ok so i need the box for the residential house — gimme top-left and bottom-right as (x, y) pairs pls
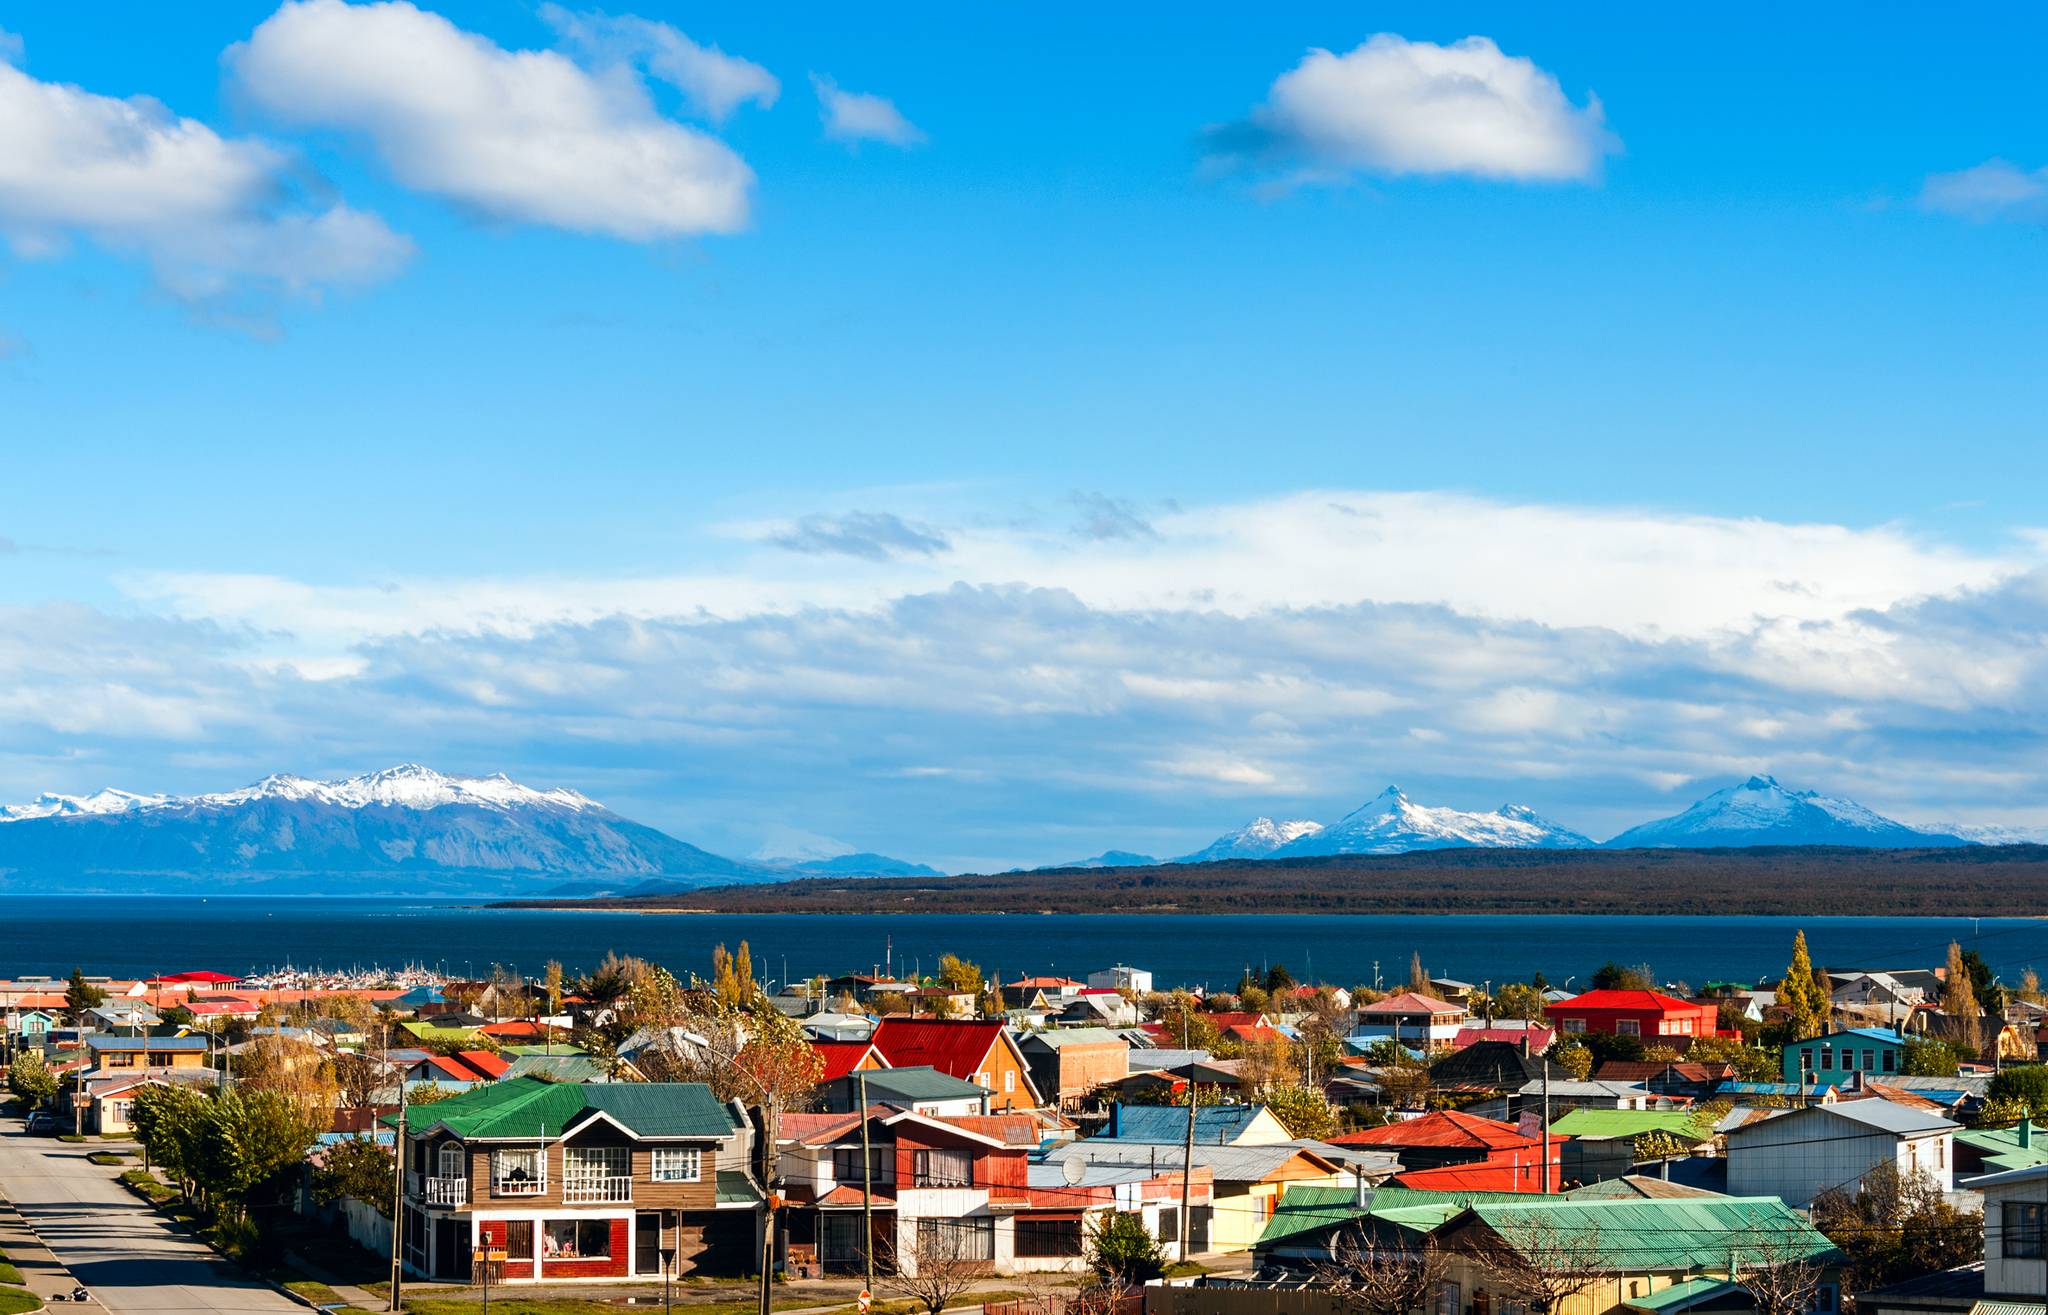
(1830, 971), (1931, 1015)
(1548, 989), (1724, 1042)
(1783, 1027), (1908, 1084)
(1349, 993), (1468, 1051)
(86, 1004), (162, 1033)
(1909, 1010), (2037, 1065)
(1427, 1039), (1568, 1108)
(1053, 990), (1139, 1029)
(999, 977), (1084, 1010)
(394, 1077), (759, 1283)
(5, 1007), (56, 1049)
(1450, 1021), (1556, 1052)
(1328, 1110), (1554, 1177)
(799, 1013), (876, 1043)
(1102, 1058), (1246, 1103)
(1725, 1100), (1957, 1207)
(778, 1106), (1100, 1276)
(80, 1067), (222, 1134)
(823, 975), (919, 1005)
(819, 1066), (991, 1118)
(1037, 1136), (1338, 1253)
(1856, 1161), (2048, 1314)
(868, 1020), (1041, 1111)
(1102, 1102), (1294, 1147)
(1087, 966), (1153, 995)
(904, 986), (981, 1017)
(810, 1039), (887, 1082)
(85, 1034), (210, 1070)
(1953, 1119), (2048, 1176)
(1016, 1028), (1129, 1111)
(502, 1054), (618, 1084)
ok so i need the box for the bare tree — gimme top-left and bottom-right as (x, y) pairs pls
(1471, 1216), (1614, 1315)
(1314, 1229), (1449, 1315)
(884, 1225), (988, 1315)
(1733, 1230), (1827, 1315)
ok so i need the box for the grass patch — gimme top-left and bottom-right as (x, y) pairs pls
(87, 1151), (127, 1166)
(0, 1265), (20, 1286)
(1162, 1261), (1209, 1279)
(55, 1134), (84, 1144)
(284, 1280), (345, 1306)
(0, 1286), (42, 1315)
(118, 1168), (177, 1205)
(403, 1300), (626, 1315)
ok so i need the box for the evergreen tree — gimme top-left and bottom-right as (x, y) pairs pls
(1780, 931), (1828, 1040)
(65, 967), (107, 1024)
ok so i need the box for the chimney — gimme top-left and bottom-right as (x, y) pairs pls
(1520, 1034), (1531, 1059)
(2022, 1120), (2034, 1150)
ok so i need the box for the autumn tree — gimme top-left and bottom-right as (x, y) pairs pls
(2019, 969), (2043, 1005)
(1812, 1160), (1982, 1292)
(1941, 941), (1983, 1055)
(710, 942), (755, 1013)
(236, 1034), (340, 1122)
(1147, 990), (1221, 1051)
(1315, 1230), (1449, 1315)
(1733, 1231), (1828, 1315)
(1406, 953), (1430, 994)
(543, 960), (565, 1015)
(1551, 1039), (1593, 1080)
(1263, 1084), (1337, 1140)
(885, 1225), (990, 1315)
(1494, 983), (1547, 1021)
(1778, 932), (1830, 1041)
(1472, 1216), (1614, 1315)
(936, 954), (984, 995)
(8, 1050), (56, 1104)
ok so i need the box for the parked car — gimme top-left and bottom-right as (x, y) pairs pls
(24, 1112), (57, 1135)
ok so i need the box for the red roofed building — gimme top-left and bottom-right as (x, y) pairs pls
(869, 1019), (1041, 1111)
(1351, 993), (1468, 1049)
(811, 1040), (888, 1082)
(1391, 1157), (1558, 1193)
(1328, 1109), (1553, 1174)
(1548, 989), (1725, 1041)
(458, 1050), (511, 1080)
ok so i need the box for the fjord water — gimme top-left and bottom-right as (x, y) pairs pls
(1, 898), (2042, 987)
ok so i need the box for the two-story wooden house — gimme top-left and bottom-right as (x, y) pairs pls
(394, 1077), (762, 1284)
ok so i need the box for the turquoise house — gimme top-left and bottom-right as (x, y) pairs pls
(1782, 1026), (1907, 1083)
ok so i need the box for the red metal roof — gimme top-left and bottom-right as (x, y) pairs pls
(811, 1040), (882, 1082)
(1357, 992), (1462, 1015)
(1392, 1159), (1557, 1192)
(869, 1018), (1007, 1081)
(1327, 1109), (1537, 1151)
(458, 1049), (511, 1079)
(1552, 989), (1701, 1013)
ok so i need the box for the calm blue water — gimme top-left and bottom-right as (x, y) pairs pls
(0, 899), (2042, 989)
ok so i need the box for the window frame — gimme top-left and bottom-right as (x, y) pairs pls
(544, 1218), (613, 1260)
(2004, 1201), (2044, 1259)
(913, 1146), (973, 1188)
(491, 1147), (546, 1194)
(915, 1216), (994, 1261)
(652, 1147), (702, 1183)
(1013, 1216), (1084, 1258)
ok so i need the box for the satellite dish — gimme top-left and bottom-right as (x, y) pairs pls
(1062, 1156), (1086, 1186)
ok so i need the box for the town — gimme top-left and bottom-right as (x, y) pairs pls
(2, 932), (2043, 1315)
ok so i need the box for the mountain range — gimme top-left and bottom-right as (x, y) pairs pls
(0, 764), (2009, 895)
(0, 764), (930, 895)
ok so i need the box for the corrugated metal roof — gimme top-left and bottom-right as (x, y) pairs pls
(1041, 1138), (1334, 1185)
(1548, 1108), (1702, 1139)
(1461, 1197), (1836, 1270)
(1622, 1277), (1739, 1311)
(1108, 1103), (1274, 1144)
(393, 1075), (733, 1139)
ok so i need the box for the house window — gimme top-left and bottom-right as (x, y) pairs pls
(564, 1146), (630, 1202)
(492, 1149), (545, 1194)
(1435, 1283), (1461, 1315)
(504, 1220), (534, 1260)
(913, 1147), (972, 1188)
(1882, 1050), (1897, 1073)
(1819, 1046), (1832, 1069)
(651, 1148), (702, 1182)
(544, 1219), (612, 1260)
(1014, 1217), (1084, 1257)
(1561, 1018), (1586, 1034)
(1863, 1050), (1875, 1071)
(1935, 1139), (1944, 1169)
(916, 1217), (994, 1261)
(1842, 1050), (1857, 1073)
(437, 1143), (465, 1180)
(1004, 1071), (1015, 1093)
(819, 1214), (867, 1263)
(832, 1147), (893, 1184)
(2006, 1202), (2047, 1259)
(1615, 1019), (1640, 1037)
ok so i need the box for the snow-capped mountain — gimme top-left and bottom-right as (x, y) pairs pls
(1602, 776), (1968, 849)
(746, 826), (944, 876)
(1036, 850), (1159, 871)
(1270, 787), (1595, 857)
(1172, 817), (1325, 863)
(1916, 821), (2048, 846)
(0, 764), (751, 894)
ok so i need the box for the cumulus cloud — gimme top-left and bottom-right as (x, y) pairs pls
(811, 74), (924, 148)
(1210, 34), (1616, 186)
(227, 0), (753, 239)
(539, 5), (778, 122)
(0, 49), (408, 304)
(1920, 159), (2048, 224)
(768, 511), (949, 561)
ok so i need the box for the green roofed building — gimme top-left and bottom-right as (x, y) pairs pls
(385, 1077), (759, 1286)
(1548, 1108), (1708, 1140)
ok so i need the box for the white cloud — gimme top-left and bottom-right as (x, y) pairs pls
(1920, 159), (2048, 224)
(538, 5), (778, 122)
(0, 52), (408, 301)
(228, 0), (753, 239)
(811, 74), (924, 148)
(1213, 34), (1616, 184)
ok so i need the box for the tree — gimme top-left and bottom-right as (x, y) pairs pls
(1902, 1037), (1965, 1077)
(131, 1083), (211, 1203)
(8, 1050), (57, 1105)
(65, 968), (107, 1024)
(1494, 983), (1547, 1022)
(311, 1137), (396, 1215)
(236, 1034), (339, 1121)
(406, 1082), (458, 1106)
(1812, 1161), (1983, 1293)
(1472, 1216), (1614, 1315)
(1263, 1084), (1337, 1140)
(1148, 991), (1221, 1051)
(543, 960), (565, 1015)
(1631, 1131), (1692, 1164)
(1733, 1231), (1828, 1315)
(1551, 1040), (1593, 1080)
(710, 943), (755, 1014)
(885, 1225), (989, 1315)
(1315, 1230), (1449, 1315)
(194, 1087), (321, 1223)
(1960, 950), (2005, 1014)
(1406, 953), (1430, 995)
(1263, 964), (1296, 995)
(1777, 932), (1829, 1040)
(1941, 941), (1982, 1046)
(1089, 1210), (1165, 1287)
(1987, 1064), (2048, 1120)
(2020, 968), (2043, 1005)
(1590, 962), (1653, 992)
(936, 954), (984, 995)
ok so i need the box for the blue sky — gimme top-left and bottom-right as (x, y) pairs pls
(2, 3), (2047, 867)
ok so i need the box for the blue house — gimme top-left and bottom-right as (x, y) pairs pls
(1782, 1026), (1907, 1083)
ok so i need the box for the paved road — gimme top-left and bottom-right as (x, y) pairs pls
(0, 1119), (303, 1315)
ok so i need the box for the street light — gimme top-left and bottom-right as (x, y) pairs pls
(681, 1031), (778, 1315)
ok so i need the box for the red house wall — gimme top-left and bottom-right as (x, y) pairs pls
(477, 1217), (630, 1279)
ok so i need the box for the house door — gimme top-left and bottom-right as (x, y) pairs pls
(434, 1217), (469, 1281)
(636, 1212), (663, 1276)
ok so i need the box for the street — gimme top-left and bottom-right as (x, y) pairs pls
(0, 1119), (303, 1315)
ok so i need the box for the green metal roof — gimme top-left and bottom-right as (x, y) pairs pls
(1549, 1108), (1704, 1139)
(1459, 1197), (1836, 1272)
(1955, 1123), (2048, 1172)
(716, 1169), (763, 1204)
(502, 1054), (611, 1083)
(388, 1076), (733, 1140)
(1622, 1277), (1740, 1311)
(854, 1065), (988, 1100)
(502, 1043), (589, 1056)
(1256, 1184), (1531, 1247)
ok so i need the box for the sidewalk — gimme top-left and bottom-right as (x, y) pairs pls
(0, 1190), (75, 1306)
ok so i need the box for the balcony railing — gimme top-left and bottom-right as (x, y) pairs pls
(564, 1176), (633, 1204)
(423, 1176), (468, 1206)
(491, 1174), (547, 1197)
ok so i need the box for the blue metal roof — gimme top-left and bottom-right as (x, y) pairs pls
(1107, 1102), (1268, 1143)
(86, 1035), (209, 1051)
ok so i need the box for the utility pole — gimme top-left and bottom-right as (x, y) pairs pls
(1176, 1075), (1198, 1262)
(858, 1069), (876, 1298)
(758, 1090), (779, 1315)
(1541, 1058), (1552, 1195)
(388, 1080), (408, 1310)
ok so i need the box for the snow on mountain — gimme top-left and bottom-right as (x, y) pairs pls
(1270, 787), (1595, 857)
(1602, 775), (1968, 849)
(1037, 850), (1159, 871)
(1172, 817), (1325, 863)
(1921, 821), (2048, 846)
(0, 764), (599, 821)
(0, 788), (172, 822)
